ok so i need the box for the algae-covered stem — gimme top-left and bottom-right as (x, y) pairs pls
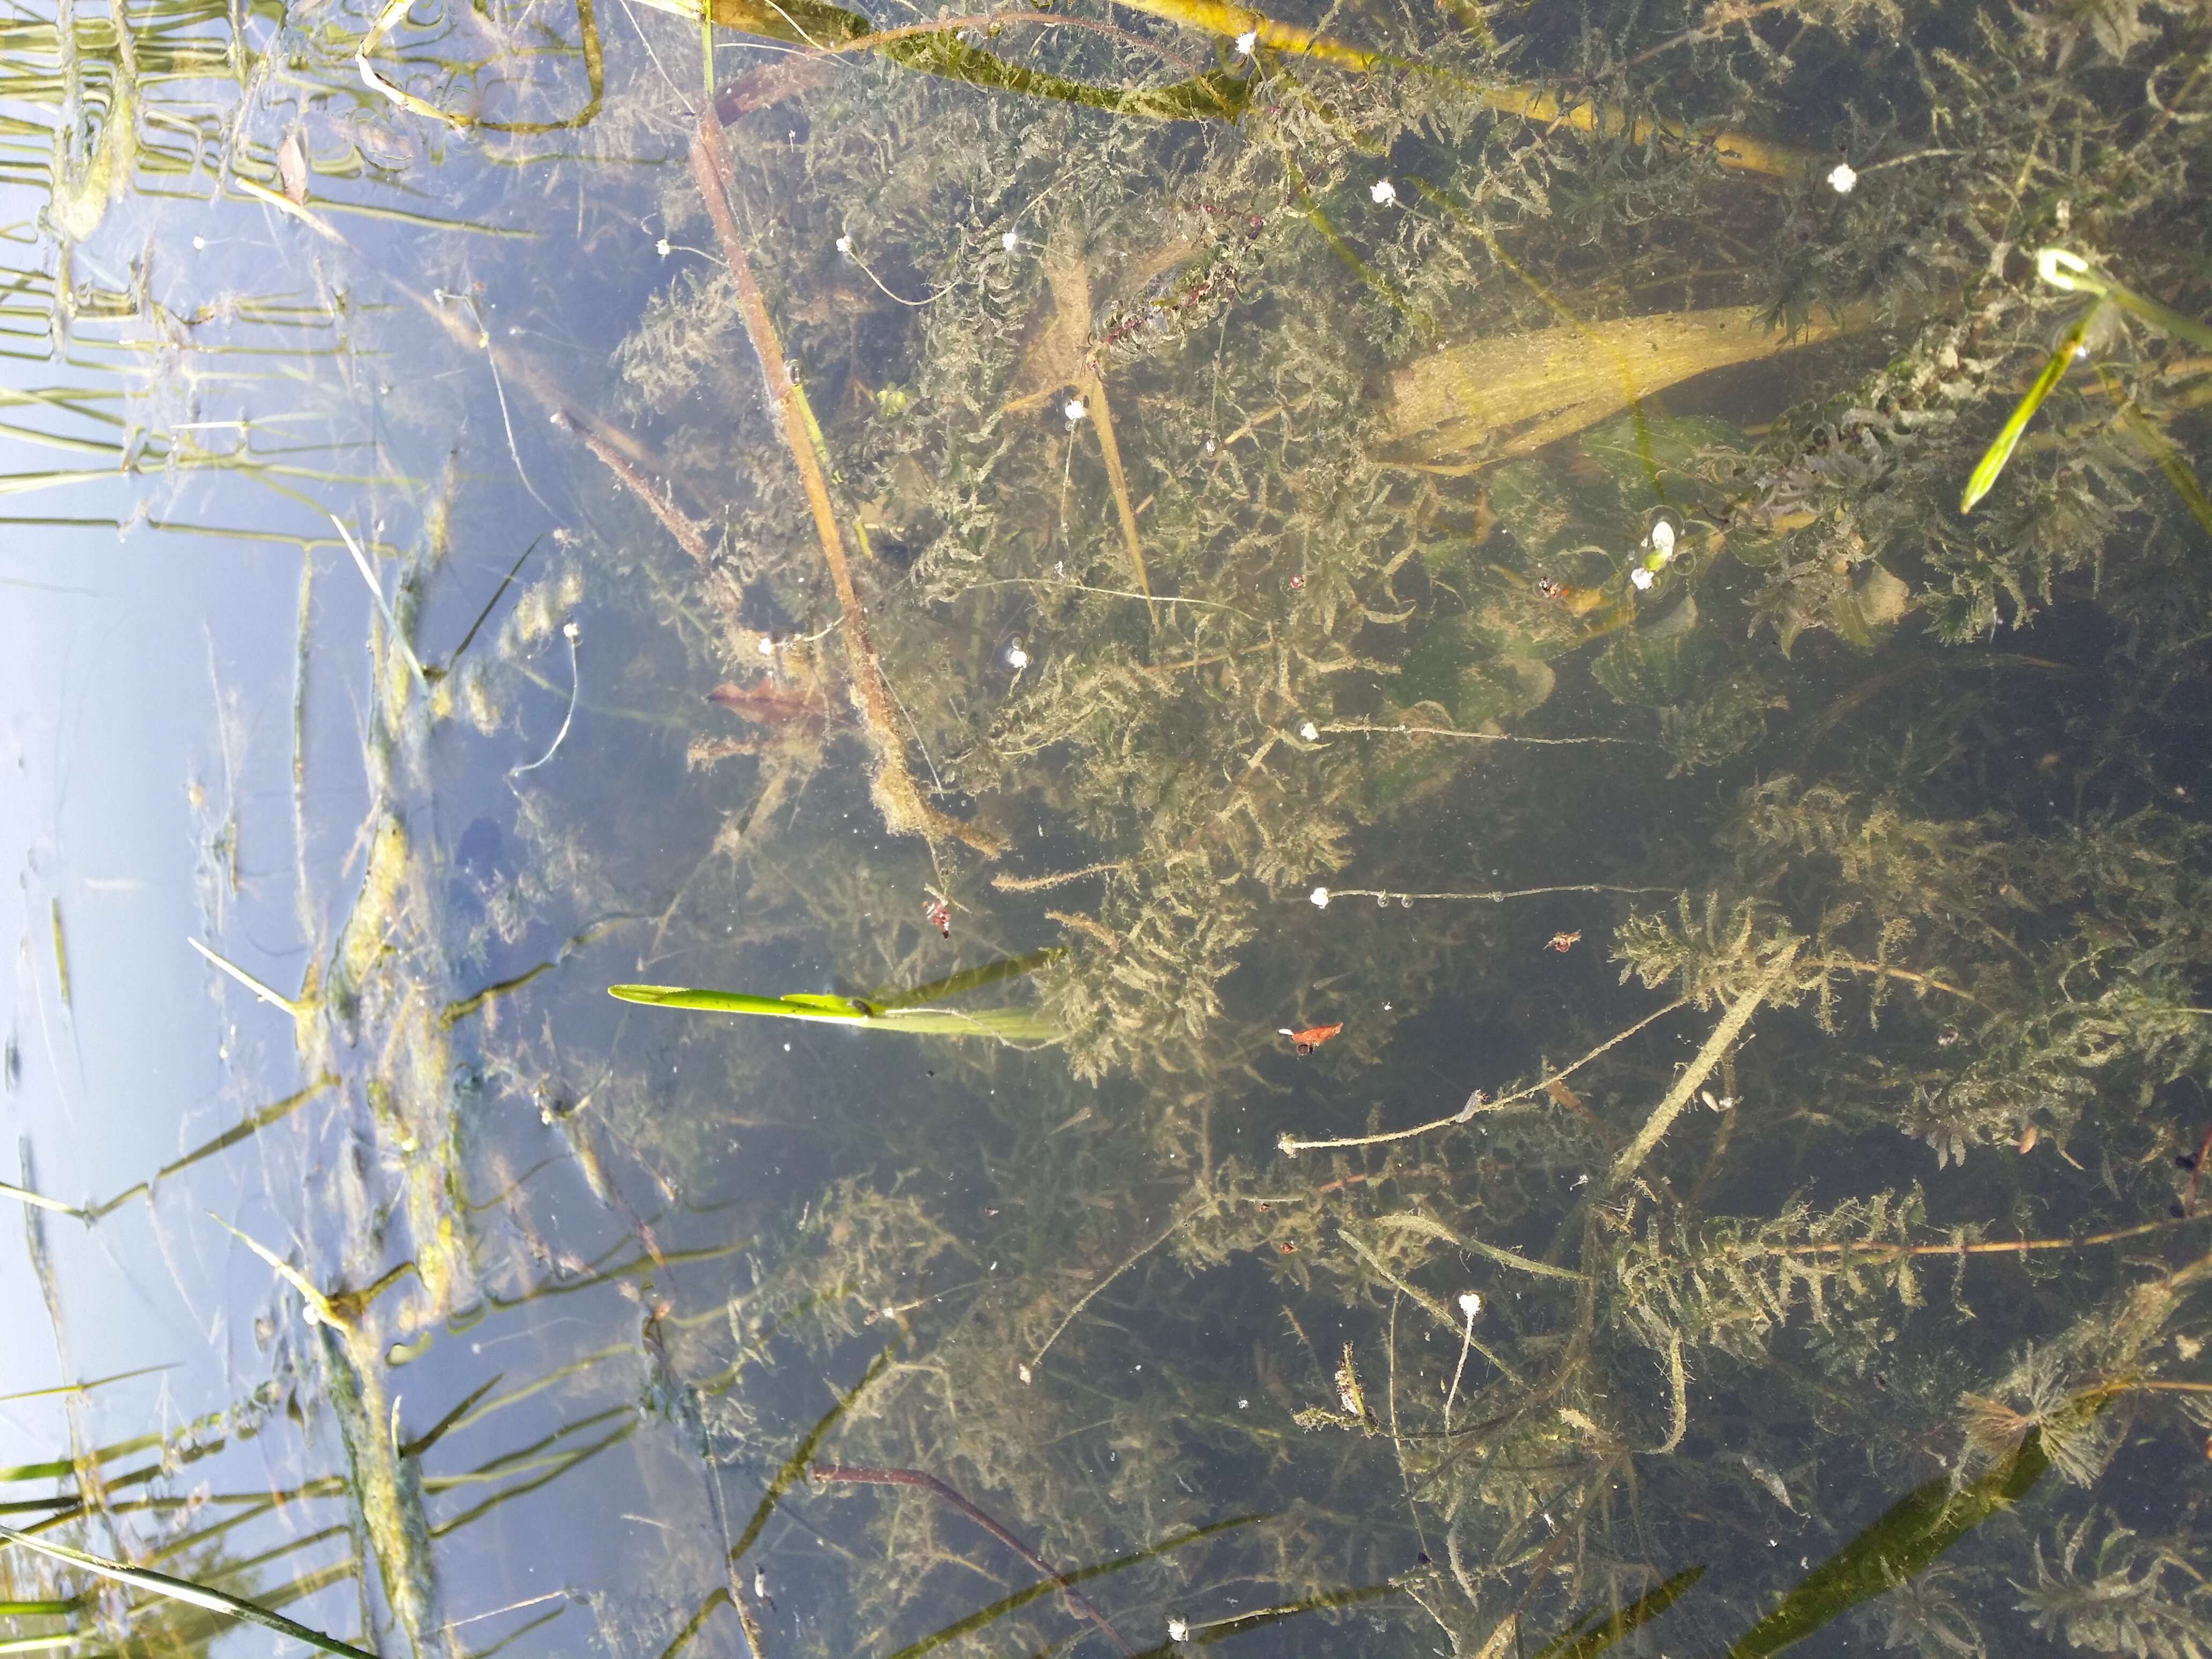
(1607, 952), (1794, 1191)
(689, 108), (1004, 859)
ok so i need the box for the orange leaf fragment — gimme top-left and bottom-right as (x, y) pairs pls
(1282, 1021), (1343, 1056)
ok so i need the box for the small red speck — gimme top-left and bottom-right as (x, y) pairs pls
(1288, 574), (1305, 590)
(1277, 1240), (1297, 1253)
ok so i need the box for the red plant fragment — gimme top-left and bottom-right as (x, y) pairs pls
(1286, 1021), (1343, 1056)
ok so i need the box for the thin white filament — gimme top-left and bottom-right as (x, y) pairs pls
(509, 625), (581, 791)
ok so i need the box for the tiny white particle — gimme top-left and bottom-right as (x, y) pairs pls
(1063, 397), (1087, 423)
(758, 636), (776, 656)
(1458, 1291), (1482, 1318)
(1310, 886), (1330, 908)
(1234, 28), (1257, 54)
(835, 234), (852, 256)
(1370, 177), (1398, 206)
(1827, 160), (1858, 195)
(782, 1042), (791, 1051)
(1004, 639), (1030, 671)
(1648, 518), (1676, 559)
(1002, 228), (1020, 252)
(1298, 720), (1319, 741)
(1631, 565), (1656, 590)
(1018, 1364), (1033, 1384)
(656, 237), (670, 258)
(562, 621), (579, 642)
(192, 235), (206, 251)
(1169, 1618), (1191, 1643)
(1238, 1398), (1249, 1408)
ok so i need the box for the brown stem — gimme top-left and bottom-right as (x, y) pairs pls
(1827, 955), (1993, 1012)
(560, 410), (714, 568)
(690, 109), (1004, 858)
(810, 1464), (1135, 1654)
(839, 12), (1205, 77)
(1765, 1210), (2209, 1260)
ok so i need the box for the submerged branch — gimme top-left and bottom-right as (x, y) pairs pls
(1277, 998), (1687, 1154)
(690, 109), (1004, 858)
(1608, 956), (1791, 1190)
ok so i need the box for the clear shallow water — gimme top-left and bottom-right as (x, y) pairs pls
(4, 3), (2212, 1657)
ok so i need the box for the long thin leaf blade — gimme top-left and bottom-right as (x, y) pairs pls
(866, 947), (1065, 1011)
(1961, 304), (2102, 513)
(0, 1524), (377, 1659)
(2106, 281), (2212, 349)
(608, 985), (871, 1021)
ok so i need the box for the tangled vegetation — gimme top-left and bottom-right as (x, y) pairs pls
(7, 0), (2211, 1648)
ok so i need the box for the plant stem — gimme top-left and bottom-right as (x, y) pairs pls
(809, 1465), (1136, 1655)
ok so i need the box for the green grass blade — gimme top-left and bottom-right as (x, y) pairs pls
(2106, 281), (2212, 349)
(1531, 1565), (1707, 1659)
(1961, 302), (2103, 513)
(612, 958), (1058, 1041)
(609, 985), (872, 1021)
(866, 1006), (1057, 1042)
(728, 1343), (896, 1565)
(0, 1524), (377, 1659)
(865, 947), (1064, 1011)
(1720, 1395), (2112, 1658)
(883, 1513), (1266, 1659)
(0, 1179), (84, 1219)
